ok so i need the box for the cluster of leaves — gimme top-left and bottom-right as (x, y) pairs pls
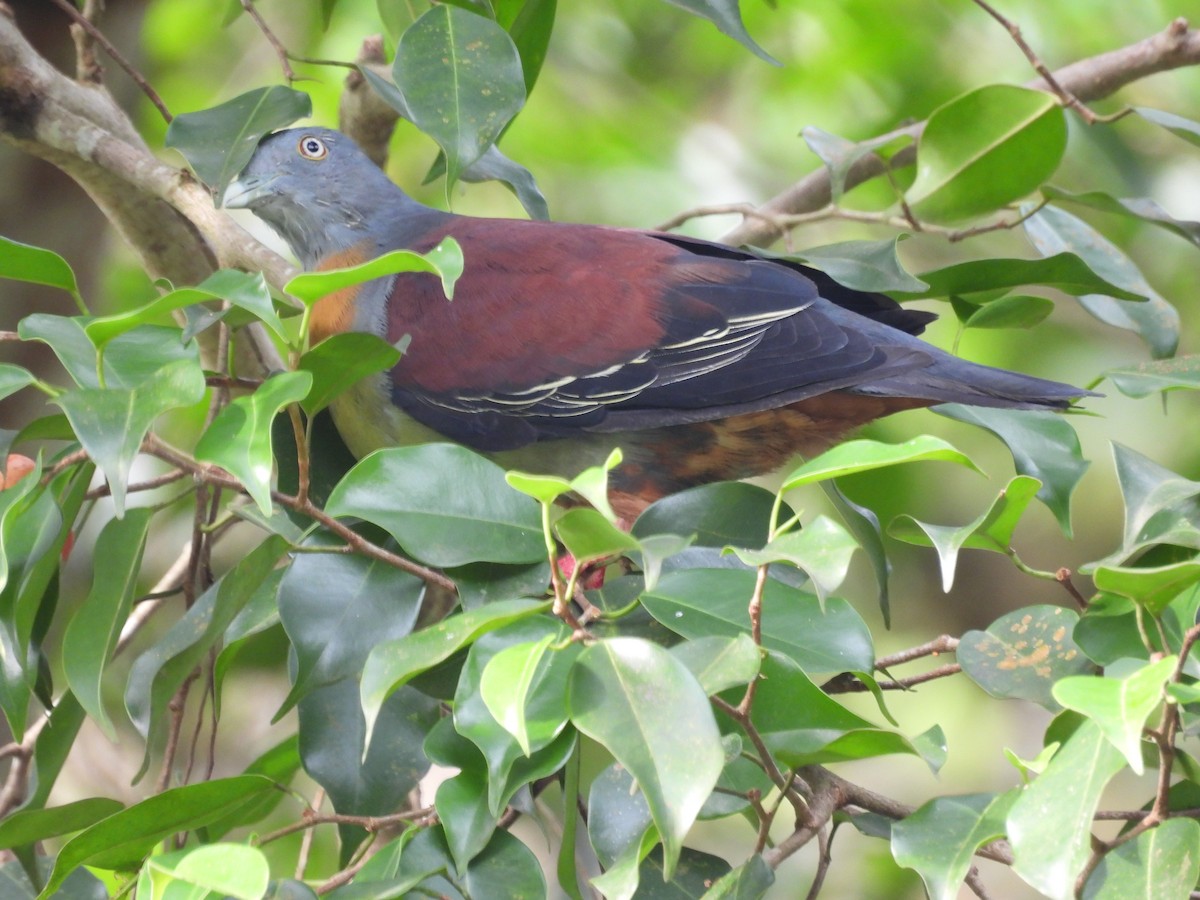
(1, 1), (1200, 899)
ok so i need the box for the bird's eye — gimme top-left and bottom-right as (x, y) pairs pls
(297, 136), (328, 160)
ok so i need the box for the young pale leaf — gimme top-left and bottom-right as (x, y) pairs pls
(194, 371), (312, 516)
(54, 357), (206, 514)
(326, 444), (544, 566)
(961, 294), (1054, 330)
(38, 776), (276, 897)
(906, 85), (1066, 223)
(297, 332), (402, 417)
(1024, 205), (1180, 358)
(508, 447), (622, 521)
(556, 508), (640, 566)
(1092, 561), (1200, 617)
(285, 239), (464, 305)
(643, 568), (873, 675)
(660, 0), (777, 64)
(0, 237), (80, 300)
(1104, 443), (1200, 562)
(1080, 818), (1200, 899)
(479, 635), (557, 756)
(783, 435), (979, 491)
(61, 508), (154, 738)
(1105, 355), (1200, 398)
(888, 475), (1043, 591)
(395, 5), (526, 188)
(568, 637), (724, 880)
(161, 844), (271, 900)
(1007, 720), (1126, 900)
(730, 515), (859, 606)
(958, 605), (1095, 710)
(167, 87), (312, 197)
(934, 405), (1088, 536)
(360, 598), (548, 731)
(892, 792), (1018, 900)
(1052, 656), (1176, 773)
(905, 253), (1145, 302)
(792, 237), (928, 293)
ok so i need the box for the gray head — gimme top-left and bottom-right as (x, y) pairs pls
(223, 127), (427, 267)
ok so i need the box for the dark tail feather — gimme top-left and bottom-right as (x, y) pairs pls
(860, 357), (1097, 410)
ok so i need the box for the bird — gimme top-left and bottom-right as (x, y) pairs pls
(224, 127), (1089, 520)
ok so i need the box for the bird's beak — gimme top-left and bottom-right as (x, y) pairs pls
(222, 174), (275, 210)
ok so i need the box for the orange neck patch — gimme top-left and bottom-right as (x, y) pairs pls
(308, 243), (373, 346)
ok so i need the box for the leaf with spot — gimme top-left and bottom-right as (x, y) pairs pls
(1081, 818), (1200, 899)
(958, 606), (1095, 710)
(1105, 355), (1200, 398)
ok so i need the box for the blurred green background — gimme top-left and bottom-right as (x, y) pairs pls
(1, 0), (1198, 895)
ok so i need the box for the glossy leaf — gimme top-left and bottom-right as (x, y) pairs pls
(461, 829), (547, 899)
(0, 798), (124, 851)
(703, 854), (775, 899)
(61, 508), (154, 737)
(395, 5), (526, 188)
(906, 253), (1146, 302)
(959, 293), (1054, 330)
(39, 776), (276, 897)
(958, 605), (1094, 710)
(53, 357), (206, 513)
(277, 543), (424, 716)
(793, 237), (928, 293)
(1092, 561), (1200, 617)
(125, 537), (288, 781)
(0, 366), (34, 404)
(428, 728), (496, 872)
(285, 239), (464, 305)
(669, 634), (761, 695)
(1053, 656), (1175, 773)
(782, 435), (979, 491)
(297, 332), (402, 416)
(1042, 186), (1200, 248)
(480, 634), (560, 755)
(892, 791), (1017, 900)
(201, 735), (301, 841)
(326, 444), (544, 567)
(661, 0), (777, 64)
(568, 637), (724, 878)
(888, 476), (1043, 591)
(822, 480), (892, 623)
(195, 370), (312, 515)
(167, 86), (313, 196)
(360, 598), (547, 729)
(426, 144), (551, 221)
(935, 404), (1088, 535)
(155, 843), (271, 900)
(633, 481), (783, 549)
(643, 568), (873, 674)
(1105, 355), (1200, 397)
(907, 85), (1066, 223)
(730, 515), (859, 606)
(1024, 205), (1179, 358)
(0, 237), (80, 300)
(1081, 818), (1200, 899)
(1007, 720), (1125, 900)
(555, 507), (641, 566)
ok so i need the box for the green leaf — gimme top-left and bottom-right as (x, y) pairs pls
(905, 253), (1146, 302)
(167, 86), (313, 196)
(480, 634), (559, 755)
(213, 568), (286, 715)
(360, 598), (547, 729)
(201, 734), (301, 840)
(507, 447), (622, 522)
(194, 370), (312, 516)
(0, 236), (80, 300)
(285, 239), (464, 305)
(907, 85), (1066, 223)
(0, 798), (124, 850)
(670, 634), (761, 696)
(892, 792), (1018, 900)
(1042, 186), (1200, 248)
(555, 507), (641, 566)
(298, 332), (403, 417)
(782, 435), (979, 491)
(497, 0), (556, 96)
(730, 515), (859, 606)
(792, 237), (928, 293)
(1081, 818), (1200, 899)
(325, 444), (544, 567)
(703, 854), (774, 899)
(1007, 720), (1126, 900)
(461, 829), (546, 899)
(61, 508), (154, 737)
(661, 0), (777, 65)
(957, 605), (1095, 710)
(395, 5), (526, 188)
(0, 858), (104, 900)
(38, 776), (276, 897)
(822, 480), (892, 623)
(155, 844), (271, 900)
(0, 365), (34, 405)
(1105, 355), (1200, 398)
(801, 126), (912, 202)
(277, 542), (424, 716)
(934, 405), (1088, 536)
(632, 482), (782, 550)
(1092, 561), (1200, 617)
(1135, 106), (1200, 148)
(427, 144), (551, 221)
(53, 357), (206, 513)
(125, 537), (288, 781)
(19, 692), (85, 814)
(888, 475), (1043, 591)
(643, 568), (873, 675)
(568, 637), (724, 879)
(1024, 205), (1180, 358)
(959, 293), (1054, 330)
(1052, 656), (1175, 773)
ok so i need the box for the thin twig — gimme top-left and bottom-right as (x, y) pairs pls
(239, 0), (297, 83)
(257, 808), (431, 846)
(47, 0), (172, 122)
(85, 468), (189, 501)
(295, 788), (325, 880)
(1055, 567), (1090, 610)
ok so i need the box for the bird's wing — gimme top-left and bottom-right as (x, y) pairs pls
(381, 218), (934, 451)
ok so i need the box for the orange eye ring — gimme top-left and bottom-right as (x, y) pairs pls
(297, 136), (328, 160)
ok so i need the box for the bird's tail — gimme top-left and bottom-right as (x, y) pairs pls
(860, 355), (1095, 410)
